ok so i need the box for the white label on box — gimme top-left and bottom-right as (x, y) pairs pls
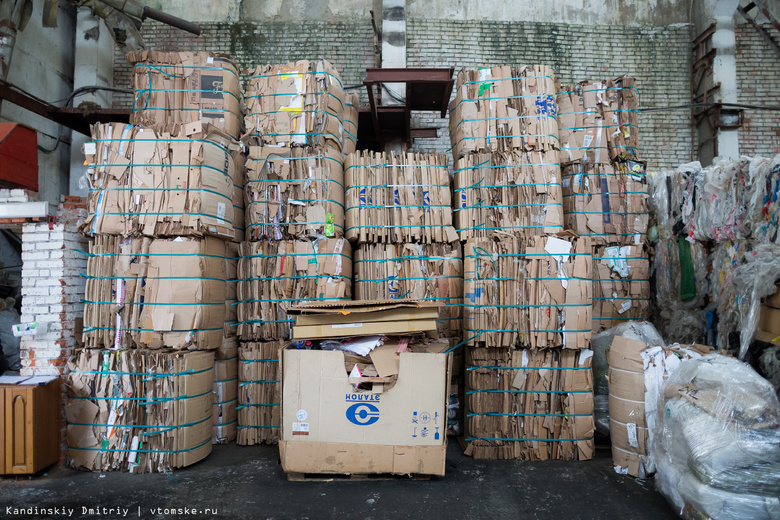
(207, 56), (214, 64)
(292, 422), (309, 435)
(296, 409), (308, 421)
(626, 422), (639, 448)
(217, 202), (226, 221)
(618, 300), (633, 314)
(332, 323), (363, 329)
(583, 132), (594, 148)
(83, 142), (96, 155)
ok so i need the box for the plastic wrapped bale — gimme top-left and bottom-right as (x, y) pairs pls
(742, 154), (780, 244)
(653, 354), (780, 514)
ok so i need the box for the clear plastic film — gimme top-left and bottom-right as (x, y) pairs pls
(741, 154), (780, 244)
(732, 243), (780, 359)
(652, 354), (780, 518)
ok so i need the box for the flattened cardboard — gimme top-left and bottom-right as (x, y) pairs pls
(758, 305), (780, 336)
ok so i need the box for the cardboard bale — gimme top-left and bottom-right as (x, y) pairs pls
(463, 234), (592, 349)
(592, 243), (651, 333)
(127, 51), (243, 140)
(342, 92), (359, 155)
(224, 242), (239, 338)
(80, 122), (241, 241)
(453, 150), (563, 239)
(561, 159), (648, 246)
(245, 146), (345, 240)
(344, 151), (456, 244)
(449, 65), (560, 159)
(231, 155), (246, 243)
(244, 60), (345, 152)
(279, 344), (450, 476)
(557, 77), (639, 164)
(213, 341), (238, 444)
(237, 341), (284, 445)
(354, 243), (463, 338)
(82, 235), (228, 350)
(464, 346), (594, 460)
(607, 338), (711, 477)
(66, 349), (214, 473)
(236, 238), (352, 341)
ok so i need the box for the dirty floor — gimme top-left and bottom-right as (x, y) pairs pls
(0, 442), (677, 520)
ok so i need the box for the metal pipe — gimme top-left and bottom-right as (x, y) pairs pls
(142, 7), (201, 35)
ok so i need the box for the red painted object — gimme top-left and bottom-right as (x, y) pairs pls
(0, 122), (38, 191)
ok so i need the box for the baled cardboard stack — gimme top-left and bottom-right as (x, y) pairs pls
(345, 151), (456, 244)
(453, 150), (563, 239)
(127, 51), (243, 141)
(237, 341), (284, 445)
(452, 66), (595, 461)
(71, 51), (248, 469)
(213, 340), (238, 444)
(244, 60), (345, 152)
(557, 78), (650, 333)
(342, 92), (359, 155)
(353, 243), (463, 338)
(237, 60), (352, 443)
(66, 349), (214, 473)
(244, 146), (345, 240)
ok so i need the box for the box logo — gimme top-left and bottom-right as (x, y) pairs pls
(346, 403), (380, 426)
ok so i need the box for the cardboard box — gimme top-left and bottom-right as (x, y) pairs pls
(237, 341), (285, 446)
(245, 146), (345, 240)
(82, 235), (229, 350)
(344, 151), (456, 244)
(354, 243), (463, 338)
(127, 51), (244, 140)
(759, 305), (780, 336)
(1, 376), (60, 475)
(66, 349), (214, 473)
(557, 77), (639, 163)
(279, 346), (449, 476)
(244, 60), (345, 152)
(464, 346), (594, 460)
(454, 150), (563, 240)
(236, 238), (352, 341)
(561, 159), (648, 246)
(765, 282), (780, 309)
(449, 66), (559, 159)
(463, 234), (592, 349)
(342, 92), (359, 155)
(288, 300), (439, 340)
(80, 122), (241, 241)
(592, 243), (651, 333)
(607, 338), (711, 477)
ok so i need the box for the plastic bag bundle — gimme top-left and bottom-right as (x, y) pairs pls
(653, 354), (780, 518)
(742, 154), (780, 244)
(732, 243), (780, 359)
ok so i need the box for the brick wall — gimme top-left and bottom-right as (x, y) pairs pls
(113, 20), (376, 108)
(406, 20), (693, 171)
(19, 197), (88, 463)
(736, 23), (780, 157)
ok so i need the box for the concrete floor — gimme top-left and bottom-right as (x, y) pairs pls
(1, 442), (677, 520)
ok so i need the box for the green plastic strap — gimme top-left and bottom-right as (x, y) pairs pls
(235, 319), (293, 325)
(82, 326), (223, 333)
(69, 367), (213, 378)
(69, 437), (212, 455)
(235, 296), (345, 304)
(236, 403), (280, 410)
(466, 389), (593, 395)
(215, 398), (238, 406)
(444, 331), (485, 353)
(241, 358), (279, 363)
(133, 62), (240, 80)
(467, 412), (591, 418)
(214, 377), (238, 384)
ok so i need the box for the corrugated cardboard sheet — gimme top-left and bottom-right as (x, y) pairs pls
(236, 238), (352, 341)
(245, 146), (344, 240)
(342, 92), (359, 155)
(354, 243), (463, 338)
(449, 66), (560, 159)
(244, 60), (345, 152)
(237, 341), (285, 446)
(557, 77), (639, 163)
(463, 234), (592, 349)
(66, 349), (214, 473)
(212, 341), (238, 445)
(454, 150), (564, 239)
(82, 235), (228, 350)
(592, 244), (651, 333)
(561, 159), (648, 245)
(80, 122), (241, 241)
(345, 151), (456, 244)
(127, 51), (243, 141)
(464, 346), (594, 460)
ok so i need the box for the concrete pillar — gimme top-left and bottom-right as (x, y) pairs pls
(711, 0), (740, 161)
(69, 10), (114, 197)
(381, 0), (406, 152)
